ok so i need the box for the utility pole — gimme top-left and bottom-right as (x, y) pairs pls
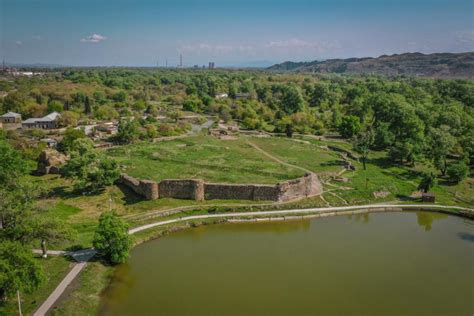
(17, 290), (22, 316)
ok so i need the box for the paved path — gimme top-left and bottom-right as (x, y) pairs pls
(129, 204), (473, 234)
(33, 262), (87, 316)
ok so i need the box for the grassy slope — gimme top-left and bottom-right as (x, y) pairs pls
(0, 256), (72, 316)
(107, 136), (304, 184)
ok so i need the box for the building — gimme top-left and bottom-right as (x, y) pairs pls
(235, 93), (251, 99)
(0, 111), (22, 124)
(22, 112), (61, 129)
(215, 93), (228, 99)
(209, 62), (215, 69)
(0, 111), (22, 130)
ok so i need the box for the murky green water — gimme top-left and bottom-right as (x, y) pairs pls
(100, 212), (474, 316)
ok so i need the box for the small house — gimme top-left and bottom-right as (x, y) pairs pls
(0, 111), (22, 124)
(22, 112), (61, 129)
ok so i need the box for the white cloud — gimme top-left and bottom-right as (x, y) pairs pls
(32, 35), (42, 40)
(264, 38), (338, 54)
(179, 43), (254, 56)
(15, 41), (22, 45)
(81, 34), (107, 43)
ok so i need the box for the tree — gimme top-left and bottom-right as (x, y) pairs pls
(353, 128), (374, 170)
(280, 85), (304, 114)
(114, 119), (140, 144)
(339, 115), (361, 138)
(58, 111), (79, 127)
(418, 172), (437, 193)
(57, 128), (86, 153)
(182, 98), (200, 112)
(427, 127), (456, 176)
(84, 96), (92, 114)
(63, 139), (120, 192)
(47, 100), (64, 113)
(446, 161), (469, 183)
(0, 140), (28, 186)
(93, 211), (132, 264)
(0, 241), (44, 301)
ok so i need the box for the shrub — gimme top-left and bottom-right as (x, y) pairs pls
(446, 161), (469, 183)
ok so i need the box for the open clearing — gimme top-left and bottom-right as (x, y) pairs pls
(108, 136), (340, 184)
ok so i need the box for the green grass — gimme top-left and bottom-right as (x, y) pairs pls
(107, 135), (304, 184)
(0, 256), (72, 316)
(49, 262), (114, 316)
(246, 135), (345, 174)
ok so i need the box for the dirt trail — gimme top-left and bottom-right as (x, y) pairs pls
(246, 140), (312, 173)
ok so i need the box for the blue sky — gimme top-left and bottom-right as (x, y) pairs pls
(1, 0), (473, 66)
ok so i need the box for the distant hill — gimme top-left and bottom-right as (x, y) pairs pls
(268, 52), (474, 79)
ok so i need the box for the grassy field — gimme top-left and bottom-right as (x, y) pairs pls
(107, 135), (305, 184)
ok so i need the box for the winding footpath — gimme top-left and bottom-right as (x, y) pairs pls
(33, 203), (473, 315)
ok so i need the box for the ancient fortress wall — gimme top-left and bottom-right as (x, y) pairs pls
(159, 179), (205, 201)
(119, 173), (322, 202)
(119, 174), (159, 200)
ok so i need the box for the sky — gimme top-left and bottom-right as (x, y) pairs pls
(1, 0), (473, 67)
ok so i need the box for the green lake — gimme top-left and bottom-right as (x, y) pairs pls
(100, 211), (474, 316)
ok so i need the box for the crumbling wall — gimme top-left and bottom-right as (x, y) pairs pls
(277, 173), (323, 202)
(204, 183), (280, 201)
(159, 179), (204, 201)
(119, 172), (322, 202)
(119, 174), (159, 200)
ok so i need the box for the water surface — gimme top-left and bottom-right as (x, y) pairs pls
(101, 212), (474, 316)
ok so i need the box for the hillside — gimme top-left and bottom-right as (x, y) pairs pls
(268, 52), (474, 79)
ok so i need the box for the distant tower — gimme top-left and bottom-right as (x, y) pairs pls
(180, 54), (183, 68)
(166, 58), (168, 68)
(2, 59), (5, 71)
(209, 62), (215, 69)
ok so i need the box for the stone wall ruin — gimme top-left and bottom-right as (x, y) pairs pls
(119, 172), (322, 202)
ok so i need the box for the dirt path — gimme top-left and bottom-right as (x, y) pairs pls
(246, 140), (312, 173)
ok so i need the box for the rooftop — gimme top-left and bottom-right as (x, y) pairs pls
(1, 111), (21, 118)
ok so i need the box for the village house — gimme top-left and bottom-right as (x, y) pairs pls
(0, 111), (22, 124)
(0, 111), (22, 129)
(215, 93), (228, 99)
(22, 112), (61, 129)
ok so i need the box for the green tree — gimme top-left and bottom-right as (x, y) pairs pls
(114, 119), (140, 144)
(93, 211), (132, 264)
(446, 161), (469, 183)
(63, 139), (120, 192)
(418, 172), (437, 193)
(57, 128), (86, 153)
(281, 85), (304, 114)
(0, 140), (28, 186)
(47, 100), (64, 113)
(353, 128), (374, 170)
(339, 115), (361, 138)
(0, 241), (44, 301)
(427, 128), (456, 176)
(84, 96), (92, 114)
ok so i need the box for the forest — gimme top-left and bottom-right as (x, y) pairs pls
(1, 69), (473, 176)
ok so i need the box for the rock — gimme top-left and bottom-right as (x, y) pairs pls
(36, 149), (68, 175)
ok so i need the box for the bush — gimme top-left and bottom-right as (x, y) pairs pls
(338, 115), (361, 138)
(93, 211), (132, 264)
(446, 161), (469, 183)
